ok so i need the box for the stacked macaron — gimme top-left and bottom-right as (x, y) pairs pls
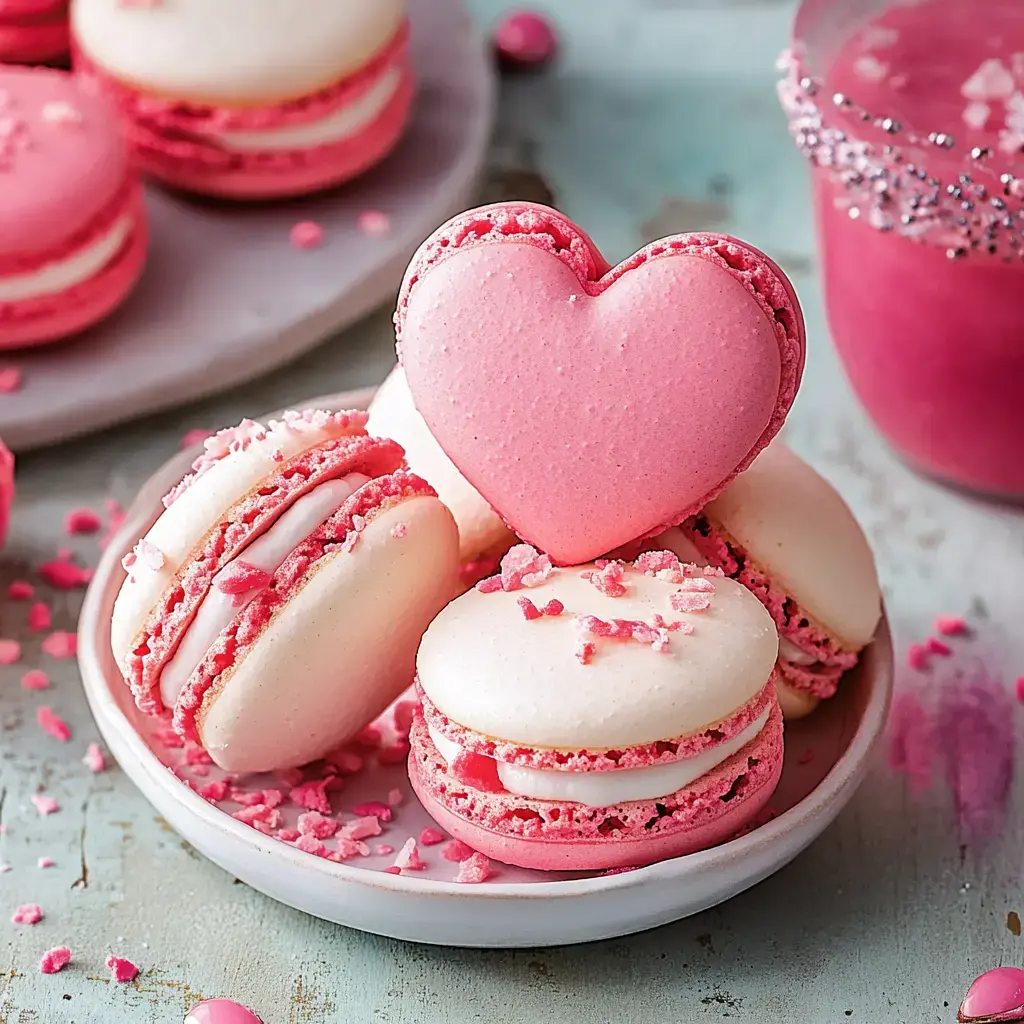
(0, 66), (147, 348)
(111, 409), (459, 772)
(0, 1), (68, 65)
(71, 0), (414, 199)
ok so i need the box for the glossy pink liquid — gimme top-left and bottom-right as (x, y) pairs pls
(813, 0), (1024, 497)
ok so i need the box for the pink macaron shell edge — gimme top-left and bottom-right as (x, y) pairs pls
(408, 703), (784, 871)
(0, 180), (147, 350)
(0, 15), (67, 64)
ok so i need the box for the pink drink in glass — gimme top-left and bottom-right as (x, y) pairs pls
(780, 0), (1024, 498)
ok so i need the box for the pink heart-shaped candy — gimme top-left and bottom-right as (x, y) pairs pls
(396, 203), (805, 564)
(185, 999), (264, 1024)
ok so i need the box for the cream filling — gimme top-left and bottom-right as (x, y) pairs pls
(428, 708), (770, 806)
(0, 214), (132, 303)
(778, 635), (818, 667)
(159, 473), (370, 708)
(216, 66), (401, 152)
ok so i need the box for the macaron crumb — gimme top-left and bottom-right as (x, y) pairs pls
(21, 670), (50, 691)
(392, 838), (425, 872)
(455, 852), (493, 884)
(38, 857), (55, 869)
(517, 596), (542, 620)
(907, 642), (930, 671)
(37, 707), (71, 742)
(28, 601), (51, 631)
(288, 779), (332, 814)
(7, 580), (34, 601)
(357, 210), (390, 237)
(352, 801), (392, 822)
(38, 559), (92, 589)
(83, 743), (107, 773)
(39, 947), (71, 975)
(934, 615), (968, 636)
(290, 221), (324, 250)
(0, 368), (22, 393)
(441, 840), (475, 862)
(419, 827), (444, 846)
(0, 638), (21, 664)
(580, 562), (628, 597)
(926, 636), (953, 657)
(1015, 677), (1024, 704)
(387, 788), (404, 807)
(30, 794), (59, 816)
(106, 955), (139, 983)
(64, 508), (103, 535)
(12, 904), (43, 925)
(376, 844), (395, 857)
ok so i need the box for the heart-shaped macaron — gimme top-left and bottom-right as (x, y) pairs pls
(395, 202), (805, 565)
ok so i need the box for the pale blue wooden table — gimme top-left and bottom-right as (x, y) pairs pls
(3, 1), (1024, 1021)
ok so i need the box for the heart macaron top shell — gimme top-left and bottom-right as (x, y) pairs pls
(417, 564), (779, 750)
(71, 0), (405, 103)
(396, 203), (805, 565)
(0, 68), (126, 268)
(701, 442), (882, 650)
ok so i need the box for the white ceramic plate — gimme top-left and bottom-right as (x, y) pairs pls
(78, 389), (894, 948)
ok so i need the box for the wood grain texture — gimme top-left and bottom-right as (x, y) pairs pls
(2, 0), (1024, 1020)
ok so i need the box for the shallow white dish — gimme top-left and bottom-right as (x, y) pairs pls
(0, 0), (492, 452)
(79, 389), (894, 948)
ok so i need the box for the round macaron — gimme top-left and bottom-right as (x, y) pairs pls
(0, 66), (147, 349)
(111, 409), (459, 773)
(367, 365), (516, 573)
(71, 0), (414, 200)
(0, 1), (68, 65)
(654, 442), (882, 719)
(409, 546), (783, 871)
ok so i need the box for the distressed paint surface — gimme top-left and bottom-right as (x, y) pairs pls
(2, 1), (1024, 1021)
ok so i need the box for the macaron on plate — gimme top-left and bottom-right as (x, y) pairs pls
(0, 0), (492, 451)
(80, 389), (893, 948)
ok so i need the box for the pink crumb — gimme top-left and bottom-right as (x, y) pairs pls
(1017, 677), (1024, 704)
(419, 827), (444, 846)
(493, 9), (558, 68)
(215, 560), (271, 597)
(376, 844), (395, 856)
(38, 560), (92, 589)
(352, 801), (392, 822)
(927, 636), (953, 657)
(455, 852), (493, 883)
(21, 669), (49, 691)
(543, 599), (564, 616)
(0, 638), (21, 664)
(387, 788), (404, 807)
(441, 839), (475, 862)
(575, 639), (596, 665)
(449, 750), (504, 793)
(392, 838), (425, 871)
(393, 699), (418, 737)
(907, 643), (930, 671)
(297, 811), (339, 840)
(27, 601), (51, 632)
(41, 632), (77, 659)
(38, 857), (55, 868)
(390, 523), (407, 538)
(83, 743), (106, 773)
(0, 367), (22, 393)
(339, 815), (381, 841)
(935, 615), (968, 636)
(517, 596), (543, 620)
(290, 220), (324, 250)
(580, 561), (628, 597)
(289, 779), (333, 814)
(31, 794), (59, 816)
(39, 947), (71, 974)
(106, 955), (139, 983)
(670, 590), (712, 613)
(384, 865), (401, 874)
(475, 544), (553, 593)
(198, 780), (229, 802)
(64, 508), (102, 535)
(12, 904), (43, 925)
(357, 210), (391, 236)
(7, 580), (33, 600)
(36, 707), (71, 742)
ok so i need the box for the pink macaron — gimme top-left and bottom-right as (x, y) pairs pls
(111, 409), (460, 773)
(71, 0), (414, 200)
(0, 66), (147, 349)
(409, 546), (783, 871)
(0, 1), (68, 65)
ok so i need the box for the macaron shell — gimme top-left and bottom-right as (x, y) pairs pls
(185, 1000), (264, 1024)
(702, 442), (881, 650)
(71, 0), (405, 104)
(0, 67), (126, 264)
(199, 496), (459, 773)
(367, 365), (515, 563)
(775, 677), (820, 720)
(0, 16), (68, 64)
(417, 567), (779, 750)
(397, 204), (805, 565)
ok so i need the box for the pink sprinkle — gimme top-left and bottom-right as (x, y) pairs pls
(581, 561), (628, 597)
(64, 508), (102, 535)
(7, 580), (33, 600)
(517, 596), (543, 620)
(12, 904), (43, 925)
(670, 590), (712, 613)
(28, 601), (51, 632)
(441, 839), (475, 862)
(0, 638), (21, 664)
(542, 599), (564, 616)
(297, 811), (339, 840)
(476, 544), (553, 593)
(0, 367), (22, 393)
(38, 857), (55, 868)
(419, 827), (444, 846)
(935, 615), (967, 637)
(387, 787), (404, 807)
(38, 560), (92, 589)
(37, 707), (71, 742)
(455, 851), (493, 883)
(290, 220), (324, 250)
(392, 838), (425, 872)
(41, 632), (77, 659)
(215, 560), (270, 597)
(1016, 677), (1024, 704)
(927, 636), (953, 657)
(289, 779), (332, 814)
(357, 210), (390, 236)
(493, 9), (558, 68)
(376, 844), (395, 856)
(575, 639), (596, 665)
(106, 955), (139, 983)
(390, 523), (407, 539)
(39, 947), (71, 974)
(907, 642), (930, 671)
(180, 428), (210, 448)
(339, 815), (381, 841)
(21, 670), (50, 691)
(352, 801), (392, 822)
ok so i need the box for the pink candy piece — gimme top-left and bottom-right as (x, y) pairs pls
(441, 839), (475, 862)
(0, 638), (21, 664)
(455, 851), (493, 883)
(935, 615), (968, 636)
(927, 635), (953, 657)
(37, 707), (71, 742)
(357, 210), (390, 236)
(339, 815), (381, 841)
(28, 601), (51, 632)
(41, 631), (77, 659)
(493, 9), (558, 69)
(475, 544), (553, 593)
(517, 596), (542, 620)
(0, 367), (22, 393)
(352, 801), (392, 822)
(21, 669), (49, 691)
(289, 779), (332, 814)
(290, 220), (324, 250)
(297, 811), (339, 840)
(39, 947), (71, 974)
(31, 793), (60, 816)
(392, 837), (425, 871)
(65, 508), (103, 535)
(186, 999), (265, 1024)
(106, 955), (139, 983)
(12, 903), (43, 925)
(542, 599), (564, 616)
(580, 561), (628, 597)
(907, 642), (930, 671)
(958, 967), (1024, 1022)
(7, 580), (33, 600)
